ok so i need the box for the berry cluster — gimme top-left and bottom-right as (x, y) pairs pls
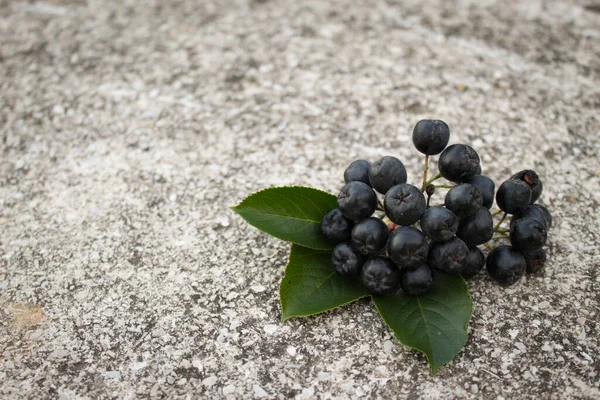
(320, 120), (552, 296)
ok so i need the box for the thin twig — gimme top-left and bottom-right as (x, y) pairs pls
(425, 172), (442, 185)
(491, 209), (503, 217)
(421, 155), (429, 192)
(493, 212), (507, 232)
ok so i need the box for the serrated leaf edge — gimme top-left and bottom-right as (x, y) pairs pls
(372, 275), (473, 375)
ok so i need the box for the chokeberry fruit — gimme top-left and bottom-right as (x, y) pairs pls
(419, 206), (458, 242)
(444, 183), (483, 218)
(401, 262), (434, 296)
(386, 226), (429, 270)
(496, 179), (531, 214)
(511, 169), (543, 204)
(368, 156), (407, 194)
(361, 257), (401, 296)
(337, 181), (377, 221)
(511, 204), (552, 230)
(384, 184), (426, 226)
(510, 218), (547, 251)
(320, 208), (353, 243)
(522, 248), (547, 274)
(428, 237), (469, 274)
(412, 119), (450, 155)
(486, 245), (526, 286)
(465, 175), (495, 209)
(456, 207), (494, 246)
(438, 144), (481, 182)
(351, 217), (389, 256)
(461, 246), (485, 279)
(331, 242), (364, 278)
(344, 160), (371, 185)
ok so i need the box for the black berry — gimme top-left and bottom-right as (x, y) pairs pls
(461, 246), (486, 279)
(337, 181), (377, 221)
(320, 208), (353, 243)
(384, 184), (426, 226)
(344, 160), (371, 185)
(412, 119), (450, 155)
(361, 257), (401, 296)
(510, 218), (547, 251)
(386, 226), (429, 270)
(351, 217), (389, 256)
(486, 245), (526, 286)
(464, 175), (495, 209)
(444, 183), (483, 218)
(419, 206), (458, 242)
(456, 207), (494, 246)
(368, 156), (407, 194)
(331, 242), (364, 278)
(438, 144), (481, 182)
(511, 169), (543, 204)
(496, 179), (532, 214)
(522, 248), (547, 274)
(401, 262), (434, 296)
(428, 237), (469, 274)
(511, 204), (552, 230)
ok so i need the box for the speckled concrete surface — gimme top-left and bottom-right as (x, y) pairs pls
(1, 0), (599, 398)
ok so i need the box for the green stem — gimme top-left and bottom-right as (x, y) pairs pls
(493, 212), (507, 232)
(425, 172), (442, 185)
(491, 209), (503, 217)
(434, 184), (453, 189)
(490, 234), (508, 241)
(421, 155), (429, 192)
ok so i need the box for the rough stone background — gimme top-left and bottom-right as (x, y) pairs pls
(1, 0), (599, 398)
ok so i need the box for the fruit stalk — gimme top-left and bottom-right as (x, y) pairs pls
(421, 155), (429, 192)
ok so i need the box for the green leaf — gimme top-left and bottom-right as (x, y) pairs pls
(280, 245), (370, 321)
(231, 186), (337, 250)
(373, 272), (472, 374)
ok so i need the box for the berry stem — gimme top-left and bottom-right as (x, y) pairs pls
(425, 172), (442, 185)
(490, 234), (508, 241)
(493, 212), (507, 232)
(426, 194), (431, 209)
(491, 209), (503, 217)
(434, 184), (453, 189)
(421, 155), (429, 192)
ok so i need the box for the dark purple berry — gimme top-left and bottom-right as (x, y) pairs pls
(464, 175), (495, 209)
(386, 226), (429, 270)
(337, 181), (377, 221)
(351, 217), (389, 256)
(510, 218), (547, 251)
(522, 248), (547, 274)
(457, 207), (494, 246)
(511, 204), (552, 230)
(331, 242), (365, 277)
(438, 144), (481, 183)
(419, 206), (458, 242)
(444, 183), (483, 218)
(428, 237), (469, 274)
(344, 160), (371, 185)
(320, 208), (353, 243)
(384, 184), (426, 226)
(412, 119), (450, 155)
(401, 262), (434, 296)
(511, 170), (543, 204)
(461, 246), (486, 279)
(496, 179), (532, 214)
(361, 257), (401, 296)
(368, 156), (407, 194)
(486, 245), (526, 286)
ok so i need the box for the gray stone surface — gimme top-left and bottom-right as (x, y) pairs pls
(1, 0), (599, 398)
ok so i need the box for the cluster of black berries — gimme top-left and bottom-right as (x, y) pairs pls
(320, 119), (552, 296)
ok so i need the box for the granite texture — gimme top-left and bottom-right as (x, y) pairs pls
(1, 0), (599, 398)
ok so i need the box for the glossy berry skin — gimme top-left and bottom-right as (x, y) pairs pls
(444, 183), (483, 218)
(486, 245), (526, 286)
(522, 248), (547, 274)
(384, 184), (426, 226)
(361, 257), (401, 296)
(331, 242), (364, 278)
(496, 179), (532, 214)
(457, 207), (494, 246)
(337, 181), (377, 221)
(412, 119), (450, 155)
(320, 208), (353, 243)
(511, 170), (543, 204)
(428, 237), (469, 274)
(511, 204), (552, 230)
(419, 206), (458, 242)
(368, 156), (407, 194)
(344, 160), (371, 185)
(401, 262), (434, 296)
(465, 175), (495, 209)
(438, 144), (481, 183)
(510, 218), (547, 251)
(386, 226), (429, 270)
(461, 246), (486, 279)
(351, 217), (389, 256)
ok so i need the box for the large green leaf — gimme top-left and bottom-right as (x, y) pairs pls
(231, 186), (337, 250)
(280, 245), (370, 321)
(373, 272), (472, 374)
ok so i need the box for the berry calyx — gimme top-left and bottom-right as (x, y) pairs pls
(384, 184), (426, 226)
(320, 208), (353, 243)
(331, 242), (365, 278)
(361, 257), (401, 296)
